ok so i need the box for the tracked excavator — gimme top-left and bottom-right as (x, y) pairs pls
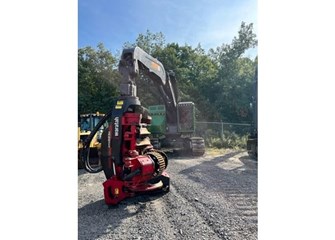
(81, 46), (207, 205)
(137, 52), (205, 156)
(81, 46), (174, 205)
(147, 69), (205, 156)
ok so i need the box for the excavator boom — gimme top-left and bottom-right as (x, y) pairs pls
(118, 47), (177, 113)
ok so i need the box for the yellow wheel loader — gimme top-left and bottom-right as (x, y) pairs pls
(78, 112), (108, 168)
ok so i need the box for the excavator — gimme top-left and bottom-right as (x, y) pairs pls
(81, 47), (174, 205)
(81, 46), (207, 205)
(147, 70), (205, 156)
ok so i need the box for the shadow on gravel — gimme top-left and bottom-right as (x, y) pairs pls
(170, 156), (198, 161)
(78, 169), (87, 176)
(78, 192), (168, 240)
(178, 151), (257, 194)
(238, 155), (258, 171)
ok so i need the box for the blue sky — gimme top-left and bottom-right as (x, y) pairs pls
(79, 0), (257, 57)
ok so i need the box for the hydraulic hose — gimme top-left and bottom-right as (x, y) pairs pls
(81, 107), (114, 173)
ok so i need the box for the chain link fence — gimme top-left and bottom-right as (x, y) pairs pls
(195, 121), (251, 149)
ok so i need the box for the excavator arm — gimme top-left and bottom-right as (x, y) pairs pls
(118, 47), (178, 124)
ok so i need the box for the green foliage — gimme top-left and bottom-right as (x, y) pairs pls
(123, 30), (166, 54)
(78, 22), (258, 145)
(153, 43), (220, 120)
(207, 22), (258, 123)
(78, 43), (119, 114)
(205, 133), (248, 149)
(128, 23), (258, 123)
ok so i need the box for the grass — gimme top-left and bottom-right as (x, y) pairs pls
(204, 133), (248, 149)
(205, 147), (230, 156)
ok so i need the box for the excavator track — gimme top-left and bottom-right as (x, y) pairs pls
(182, 137), (206, 156)
(190, 137), (206, 156)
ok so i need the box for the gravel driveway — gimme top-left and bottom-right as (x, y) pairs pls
(78, 149), (257, 240)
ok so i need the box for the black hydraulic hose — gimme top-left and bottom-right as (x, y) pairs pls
(81, 107), (114, 173)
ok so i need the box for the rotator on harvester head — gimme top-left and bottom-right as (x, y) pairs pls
(81, 47), (170, 206)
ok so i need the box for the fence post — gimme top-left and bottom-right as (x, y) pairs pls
(220, 120), (224, 142)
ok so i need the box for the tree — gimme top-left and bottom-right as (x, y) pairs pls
(78, 23), (258, 126)
(155, 43), (220, 120)
(207, 22), (258, 123)
(123, 30), (166, 54)
(78, 43), (119, 114)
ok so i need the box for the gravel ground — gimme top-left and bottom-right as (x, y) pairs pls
(78, 149), (257, 240)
